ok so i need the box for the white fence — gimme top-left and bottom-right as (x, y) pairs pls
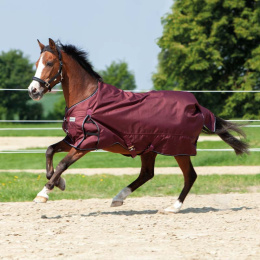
(0, 89), (259, 153)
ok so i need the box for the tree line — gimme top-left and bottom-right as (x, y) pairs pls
(1, 0), (259, 120)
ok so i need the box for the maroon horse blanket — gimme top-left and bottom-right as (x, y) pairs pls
(62, 82), (216, 157)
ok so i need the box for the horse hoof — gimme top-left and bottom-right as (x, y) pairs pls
(110, 200), (123, 207)
(164, 206), (180, 213)
(33, 196), (48, 203)
(57, 177), (66, 191)
(164, 200), (183, 213)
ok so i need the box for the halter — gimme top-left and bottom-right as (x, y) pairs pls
(32, 47), (63, 92)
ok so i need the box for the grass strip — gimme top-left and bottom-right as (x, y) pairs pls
(0, 172), (259, 202)
(0, 151), (259, 170)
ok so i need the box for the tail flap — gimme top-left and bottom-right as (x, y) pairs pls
(199, 105), (216, 133)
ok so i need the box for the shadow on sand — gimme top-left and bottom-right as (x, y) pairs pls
(40, 206), (253, 219)
(179, 206), (253, 214)
(82, 206), (253, 217)
(81, 209), (158, 217)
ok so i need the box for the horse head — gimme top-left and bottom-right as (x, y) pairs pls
(28, 38), (63, 100)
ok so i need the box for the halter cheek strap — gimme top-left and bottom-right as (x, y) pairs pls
(32, 48), (63, 92)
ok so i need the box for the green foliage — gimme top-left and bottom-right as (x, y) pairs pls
(0, 50), (43, 119)
(153, 0), (260, 117)
(100, 61), (137, 90)
(36, 91), (63, 118)
(220, 92), (260, 119)
(19, 102), (44, 120)
(47, 94), (66, 120)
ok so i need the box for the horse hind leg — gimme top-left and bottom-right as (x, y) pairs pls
(165, 155), (197, 213)
(111, 152), (157, 207)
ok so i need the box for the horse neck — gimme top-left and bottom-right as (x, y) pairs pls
(61, 54), (98, 108)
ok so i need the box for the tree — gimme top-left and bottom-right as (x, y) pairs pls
(47, 94), (66, 120)
(19, 103), (44, 120)
(100, 61), (137, 90)
(0, 50), (43, 119)
(153, 0), (260, 118)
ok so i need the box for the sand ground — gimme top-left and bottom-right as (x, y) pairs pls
(0, 194), (259, 260)
(0, 136), (223, 150)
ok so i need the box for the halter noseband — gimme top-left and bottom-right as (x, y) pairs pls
(32, 47), (63, 92)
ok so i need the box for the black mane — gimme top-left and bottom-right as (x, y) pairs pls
(58, 43), (102, 81)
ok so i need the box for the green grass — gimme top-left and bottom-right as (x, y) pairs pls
(0, 150), (259, 170)
(0, 172), (259, 202)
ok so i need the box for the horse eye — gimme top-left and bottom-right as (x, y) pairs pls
(46, 61), (53, 67)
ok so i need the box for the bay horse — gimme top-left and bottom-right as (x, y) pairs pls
(28, 38), (249, 213)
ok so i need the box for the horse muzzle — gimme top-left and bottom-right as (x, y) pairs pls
(28, 81), (45, 101)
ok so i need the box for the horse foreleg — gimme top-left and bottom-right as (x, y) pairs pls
(34, 148), (88, 203)
(46, 140), (70, 180)
(165, 155), (197, 213)
(45, 141), (71, 192)
(111, 152), (157, 207)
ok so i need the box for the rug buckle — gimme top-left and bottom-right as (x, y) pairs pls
(128, 145), (135, 151)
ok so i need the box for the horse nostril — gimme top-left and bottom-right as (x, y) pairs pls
(32, 88), (37, 94)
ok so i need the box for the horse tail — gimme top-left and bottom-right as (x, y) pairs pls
(202, 116), (249, 155)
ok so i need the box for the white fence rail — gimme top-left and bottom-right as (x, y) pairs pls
(0, 88), (259, 153)
(0, 125), (259, 131)
(1, 88), (260, 93)
(0, 148), (259, 154)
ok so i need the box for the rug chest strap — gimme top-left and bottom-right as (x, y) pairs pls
(79, 109), (100, 149)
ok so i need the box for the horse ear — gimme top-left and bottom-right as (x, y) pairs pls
(49, 38), (57, 51)
(37, 39), (45, 51)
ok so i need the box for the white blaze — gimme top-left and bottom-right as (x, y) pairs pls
(34, 55), (45, 78)
(28, 54), (45, 98)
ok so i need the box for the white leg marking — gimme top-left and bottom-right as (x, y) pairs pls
(164, 199), (183, 213)
(111, 187), (132, 207)
(33, 186), (52, 203)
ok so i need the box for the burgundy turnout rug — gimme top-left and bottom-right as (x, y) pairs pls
(62, 82), (215, 157)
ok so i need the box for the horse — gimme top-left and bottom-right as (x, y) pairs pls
(28, 38), (249, 213)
